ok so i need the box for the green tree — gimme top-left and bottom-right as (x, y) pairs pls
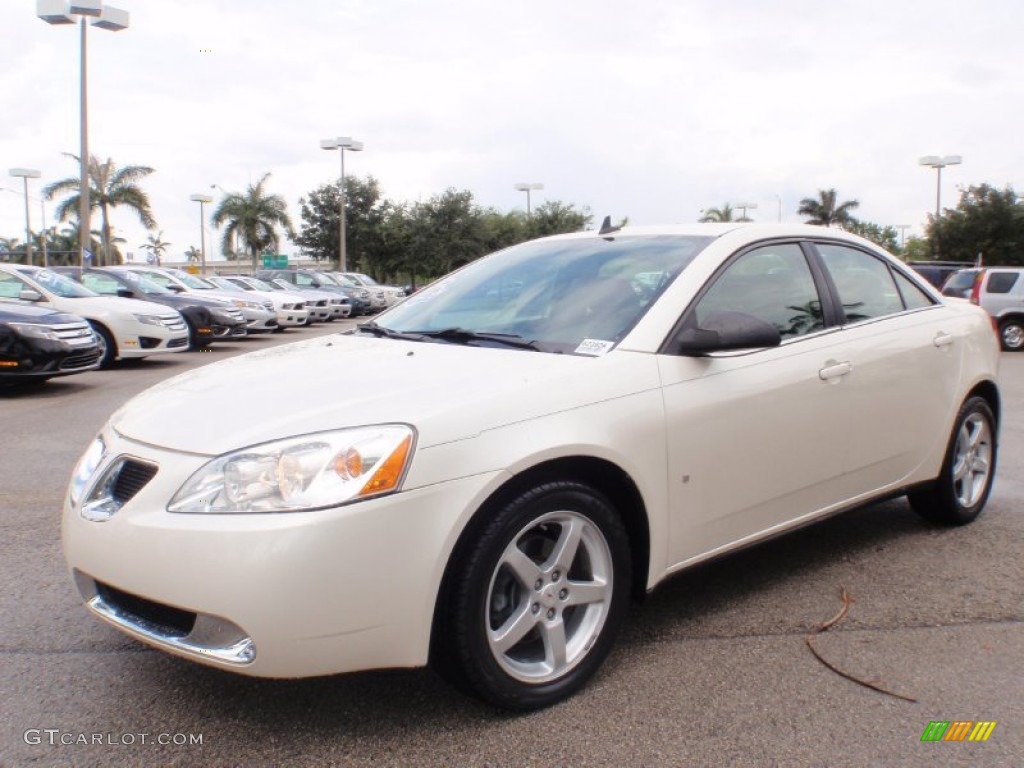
(212, 173), (294, 272)
(798, 189), (859, 227)
(529, 200), (592, 237)
(184, 245), (201, 264)
(43, 154), (157, 266)
(927, 184), (1023, 265)
(140, 231), (172, 265)
(295, 176), (385, 272)
(699, 203), (743, 223)
(844, 220), (899, 252)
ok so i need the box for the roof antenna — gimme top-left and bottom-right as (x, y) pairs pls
(598, 215), (622, 236)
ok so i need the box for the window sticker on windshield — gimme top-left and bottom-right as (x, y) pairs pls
(575, 339), (615, 357)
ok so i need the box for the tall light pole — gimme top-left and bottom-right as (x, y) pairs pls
(735, 201), (758, 221)
(8, 169), (41, 266)
(189, 193), (213, 274)
(514, 182), (544, 216)
(894, 224), (910, 250)
(774, 194), (782, 222)
(1, 186), (50, 267)
(37, 0), (130, 267)
(919, 154), (961, 258)
(320, 137), (364, 272)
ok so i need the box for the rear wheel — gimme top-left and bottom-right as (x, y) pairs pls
(999, 318), (1024, 351)
(909, 396), (997, 525)
(433, 481), (631, 710)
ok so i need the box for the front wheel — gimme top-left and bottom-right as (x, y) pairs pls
(908, 396), (997, 525)
(89, 323), (117, 369)
(433, 481), (631, 710)
(999, 319), (1024, 351)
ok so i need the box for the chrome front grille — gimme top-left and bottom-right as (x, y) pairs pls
(50, 321), (96, 347)
(159, 314), (187, 332)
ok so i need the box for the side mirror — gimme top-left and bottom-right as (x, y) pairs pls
(19, 288), (43, 302)
(675, 311), (782, 356)
(168, 285), (185, 293)
(116, 287), (134, 298)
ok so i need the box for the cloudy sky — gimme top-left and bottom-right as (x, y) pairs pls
(1, 0), (1021, 261)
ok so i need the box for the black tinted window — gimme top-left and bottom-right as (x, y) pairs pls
(694, 243), (823, 339)
(986, 272), (1020, 294)
(817, 244), (903, 323)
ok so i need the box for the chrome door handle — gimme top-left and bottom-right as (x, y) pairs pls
(819, 361), (852, 381)
(934, 331), (954, 348)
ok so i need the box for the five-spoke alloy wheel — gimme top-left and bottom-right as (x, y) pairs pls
(434, 481), (630, 710)
(909, 396), (997, 525)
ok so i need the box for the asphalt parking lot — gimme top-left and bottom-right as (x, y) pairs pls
(1, 323), (1021, 767)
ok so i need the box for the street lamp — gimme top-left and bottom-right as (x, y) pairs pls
(8, 169), (41, 266)
(919, 154), (961, 258)
(1, 186), (50, 267)
(320, 136), (364, 272)
(189, 193), (213, 273)
(514, 182), (544, 216)
(735, 201), (758, 221)
(894, 224), (910, 249)
(918, 155), (962, 220)
(37, 0), (130, 267)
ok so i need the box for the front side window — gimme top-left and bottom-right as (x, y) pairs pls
(692, 243), (824, 340)
(0, 271), (29, 299)
(816, 244), (903, 324)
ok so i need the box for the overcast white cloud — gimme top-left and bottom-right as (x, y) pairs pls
(2, 0), (1022, 260)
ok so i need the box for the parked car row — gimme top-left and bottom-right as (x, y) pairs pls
(0, 262), (361, 387)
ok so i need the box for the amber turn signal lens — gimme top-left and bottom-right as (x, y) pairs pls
(359, 434), (412, 496)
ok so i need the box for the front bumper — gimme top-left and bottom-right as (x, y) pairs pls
(62, 434), (502, 678)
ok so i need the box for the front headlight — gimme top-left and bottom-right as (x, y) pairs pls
(70, 435), (106, 507)
(7, 323), (61, 341)
(133, 313), (165, 327)
(168, 425), (416, 514)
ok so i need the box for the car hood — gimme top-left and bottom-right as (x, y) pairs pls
(110, 334), (659, 455)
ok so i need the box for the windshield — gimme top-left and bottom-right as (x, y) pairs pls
(244, 277), (275, 291)
(167, 269), (217, 290)
(324, 273), (357, 287)
(113, 270), (172, 295)
(30, 269), (97, 298)
(348, 273), (378, 286)
(942, 270), (979, 296)
(208, 277), (243, 292)
(374, 235), (711, 354)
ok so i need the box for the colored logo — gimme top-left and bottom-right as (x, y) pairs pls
(920, 721), (996, 742)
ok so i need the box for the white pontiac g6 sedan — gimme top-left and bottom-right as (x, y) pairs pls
(63, 224), (1001, 710)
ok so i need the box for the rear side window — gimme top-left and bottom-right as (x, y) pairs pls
(986, 272), (1020, 294)
(816, 244), (903, 323)
(892, 270), (936, 310)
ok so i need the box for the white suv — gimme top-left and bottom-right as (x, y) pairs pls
(943, 267), (1024, 350)
(0, 264), (189, 367)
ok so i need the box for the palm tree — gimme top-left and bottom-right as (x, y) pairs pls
(699, 204), (738, 223)
(797, 189), (859, 228)
(212, 173), (294, 272)
(140, 231), (172, 265)
(43, 154), (158, 265)
(184, 245), (201, 264)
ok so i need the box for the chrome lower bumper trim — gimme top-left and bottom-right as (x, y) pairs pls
(85, 592), (256, 666)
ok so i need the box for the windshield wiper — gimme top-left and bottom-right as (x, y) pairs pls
(411, 327), (544, 351)
(356, 321), (430, 342)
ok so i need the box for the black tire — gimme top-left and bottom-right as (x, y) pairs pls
(432, 481), (631, 710)
(184, 319), (201, 351)
(999, 318), (1024, 351)
(89, 322), (117, 369)
(908, 396), (997, 525)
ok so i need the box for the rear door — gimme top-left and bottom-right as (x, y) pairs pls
(812, 242), (961, 497)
